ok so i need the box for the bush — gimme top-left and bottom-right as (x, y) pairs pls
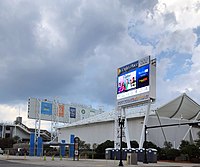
(179, 140), (200, 161)
(157, 141), (180, 161)
(95, 140), (114, 159)
(166, 148), (180, 161)
(130, 140), (139, 148)
(143, 141), (158, 149)
(0, 138), (16, 149)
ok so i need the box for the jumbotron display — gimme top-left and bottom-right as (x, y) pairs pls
(117, 56), (156, 107)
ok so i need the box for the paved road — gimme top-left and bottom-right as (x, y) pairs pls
(0, 160), (45, 167)
(1, 155), (200, 167)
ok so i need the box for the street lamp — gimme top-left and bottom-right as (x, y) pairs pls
(144, 125), (148, 164)
(118, 116), (125, 166)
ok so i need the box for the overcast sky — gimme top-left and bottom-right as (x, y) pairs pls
(0, 0), (200, 128)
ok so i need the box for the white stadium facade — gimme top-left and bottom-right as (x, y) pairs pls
(58, 93), (200, 148)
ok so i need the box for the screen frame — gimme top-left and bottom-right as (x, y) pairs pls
(116, 56), (155, 107)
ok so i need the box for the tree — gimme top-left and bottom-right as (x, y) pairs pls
(179, 140), (190, 151)
(13, 136), (21, 143)
(79, 140), (86, 150)
(164, 141), (172, 149)
(185, 144), (199, 161)
(158, 141), (179, 161)
(197, 131), (200, 139)
(95, 140), (114, 159)
(84, 143), (91, 150)
(195, 132), (200, 149)
(143, 141), (158, 149)
(166, 148), (180, 161)
(96, 140), (114, 154)
(179, 140), (200, 161)
(92, 143), (98, 150)
(0, 138), (16, 150)
(130, 140), (139, 148)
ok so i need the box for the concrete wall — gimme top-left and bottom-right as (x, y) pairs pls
(0, 124), (30, 140)
(59, 121), (115, 145)
(58, 116), (200, 148)
(13, 127), (30, 140)
(127, 117), (144, 142)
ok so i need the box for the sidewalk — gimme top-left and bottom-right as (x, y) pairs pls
(1, 155), (200, 167)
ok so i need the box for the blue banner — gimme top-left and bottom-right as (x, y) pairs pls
(41, 102), (52, 115)
(37, 137), (43, 156)
(70, 107), (76, 118)
(69, 134), (75, 158)
(60, 140), (66, 157)
(29, 133), (35, 156)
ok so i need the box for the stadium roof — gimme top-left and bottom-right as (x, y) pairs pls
(156, 93), (200, 121)
(59, 93), (200, 129)
(58, 106), (147, 128)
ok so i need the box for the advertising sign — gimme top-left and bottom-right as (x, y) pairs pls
(70, 107), (76, 118)
(117, 56), (156, 107)
(41, 102), (52, 115)
(28, 98), (103, 122)
(58, 104), (65, 117)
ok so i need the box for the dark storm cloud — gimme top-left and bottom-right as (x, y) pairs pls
(0, 1), (84, 103)
(0, 0), (157, 107)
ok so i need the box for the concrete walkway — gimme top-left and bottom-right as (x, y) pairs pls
(0, 155), (200, 167)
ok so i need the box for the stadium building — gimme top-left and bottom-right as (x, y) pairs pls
(58, 93), (200, 148)
(28, 57), (200, 150)
(0, 116), (51, 142)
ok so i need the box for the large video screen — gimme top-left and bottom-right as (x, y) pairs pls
(117, 62), (149, 100)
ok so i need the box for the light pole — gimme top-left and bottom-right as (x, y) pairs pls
(118, 116), (125, 166)
(144, 125), (148, 164)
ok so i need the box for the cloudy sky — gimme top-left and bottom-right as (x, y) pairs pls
(0, 0), (200, 128)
